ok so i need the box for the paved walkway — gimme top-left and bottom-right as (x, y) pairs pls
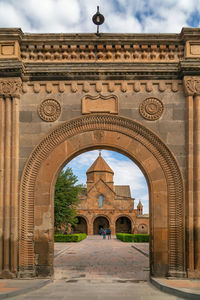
(54, 235), (149, 281)
(0, 236), (200, 299)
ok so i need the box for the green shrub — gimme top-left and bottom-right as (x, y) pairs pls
(116, 233), (149, 243)
(54, 233), (87, 242)
(133, 234), (149, 242)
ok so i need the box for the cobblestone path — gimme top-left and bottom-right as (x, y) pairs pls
(54, 235), (149, 281)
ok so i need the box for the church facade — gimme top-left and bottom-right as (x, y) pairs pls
(74, 153), (149, 235)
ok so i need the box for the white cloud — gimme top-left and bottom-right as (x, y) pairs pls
(0, 0), (199, 33)
(105, 12), (142, 33)
(0, 1), (31, 30)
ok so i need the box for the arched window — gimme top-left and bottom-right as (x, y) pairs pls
(99, 194), (103, 207)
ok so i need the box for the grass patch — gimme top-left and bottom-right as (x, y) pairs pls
(54, 233), (87, 242)
(116, 233), (149, 243)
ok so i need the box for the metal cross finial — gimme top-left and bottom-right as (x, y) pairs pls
(99, 150), (102, 156)
(92, 6), (105, 35)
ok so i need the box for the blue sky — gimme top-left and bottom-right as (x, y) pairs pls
(67, 150), (149, 213)
(0, 0), (199, 33)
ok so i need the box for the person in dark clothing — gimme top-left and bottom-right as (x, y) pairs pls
(99, 228), (103, 236)
(106, 228), (111, 239)
(102, 229), (106, 239)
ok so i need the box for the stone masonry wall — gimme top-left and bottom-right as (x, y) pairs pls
(19, 80), (185, 179)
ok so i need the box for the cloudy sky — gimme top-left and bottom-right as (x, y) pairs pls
(1, 0), (199, 213)
(0, 0), (199, 33)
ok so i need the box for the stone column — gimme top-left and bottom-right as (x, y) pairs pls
(0, 79), (22, 278)
(0, 96), (5, 274)
(11, 95), (20, 274)
(3, 96), (12, 276)
(111, 224), (115, 236)
(87, 216), (93, 235)
(184, 77), (200, 275)
(110, 215), (115, 236)
(194, 94), (200, 269)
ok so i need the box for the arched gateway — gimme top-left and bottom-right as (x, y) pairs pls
(93, 216), (110, 235)
(73, 216), (88, 234)
(2, 27), (200, 280)
(116, 216), (132, 234)
(19, 114), (185, 278)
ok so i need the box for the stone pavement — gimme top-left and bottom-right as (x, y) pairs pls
(0, 236), (200, 299)
(54, 235), (150, 281)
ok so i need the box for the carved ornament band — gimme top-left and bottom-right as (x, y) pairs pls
(183, 76), (200, 96)
(0, 78), (22, 97)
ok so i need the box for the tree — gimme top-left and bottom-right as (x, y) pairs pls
(54, 167), (82, 233)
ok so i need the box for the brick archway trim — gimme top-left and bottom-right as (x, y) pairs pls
(77, 214), (89, 226)
(19, 114), (185, 277)
(92, 214), (111, 224)
(114, 214), (133, 223)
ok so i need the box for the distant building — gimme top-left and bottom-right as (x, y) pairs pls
(74, 153), (149, 235)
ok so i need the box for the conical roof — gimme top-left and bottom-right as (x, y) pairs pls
(137, 200), (143, 208)
(86, 153), (114, 174)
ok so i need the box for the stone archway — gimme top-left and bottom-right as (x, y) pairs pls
(116, 216), (132, 234)
(19, 114), (185, 278)
(93, 216), (110, 235)
(73, 216), (88, 234)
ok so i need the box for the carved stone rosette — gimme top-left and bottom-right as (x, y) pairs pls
(38, 99), (61, 122)
(139, 97), (164, 120)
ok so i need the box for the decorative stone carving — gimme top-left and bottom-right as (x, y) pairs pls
(82, 94), (118, 114)
(0, 78), (22, 97)
(22, 80), (181, 94)
(20, 42), (184, 62)
(38, 99), (61, 122)
(0, 41), (20, 59)
(185, 41), (200, 58)
(94, 130), (104, 141)
(139, 97), (164, 120)
(183, 76), (200, 96)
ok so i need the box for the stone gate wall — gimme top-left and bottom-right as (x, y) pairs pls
(0, 27), (200, 278)
(19, 79), (186, 178)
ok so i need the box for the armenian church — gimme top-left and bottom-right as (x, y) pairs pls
(74, 153), (149, 235)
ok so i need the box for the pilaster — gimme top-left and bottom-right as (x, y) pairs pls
(184, 76), (200, 277)
(0, 78), (22, 278)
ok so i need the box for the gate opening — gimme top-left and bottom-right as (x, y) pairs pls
(54, 149), (150, 280)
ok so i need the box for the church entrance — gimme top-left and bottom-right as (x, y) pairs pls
(116, 217), (132, 234)
(73, 216), (88, 234)
(93, 216), (109, 235)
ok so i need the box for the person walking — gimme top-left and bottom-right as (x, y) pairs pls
(102, 228), (106, 239)
(107, 227), (111, 240)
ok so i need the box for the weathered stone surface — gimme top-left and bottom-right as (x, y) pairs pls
(19, 111), (32, 122)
